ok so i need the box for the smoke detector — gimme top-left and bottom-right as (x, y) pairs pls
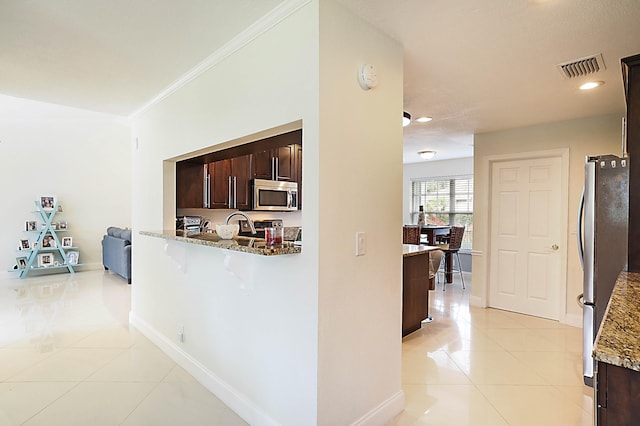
(556, 53), (606, 79)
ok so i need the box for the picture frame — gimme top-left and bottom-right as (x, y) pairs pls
(19, 239), (30, 250)
(40, 195), (56, 211)
(32, 241), (39, 250)
(41, 236), (56, 248)
(16, 257), (27, 269)
(37, 253), (54, 267)
(62, 237), (73, 248)
(66, 251), (79, 265)
(25, 220), (37, 231)
(59, 220), (67, 230)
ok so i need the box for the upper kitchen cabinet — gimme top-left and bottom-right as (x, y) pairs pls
(251, 129), (302, 182)
(253, 144), (297, 181)
(209, 154), (252, 210)
(176, 161), (206, 208)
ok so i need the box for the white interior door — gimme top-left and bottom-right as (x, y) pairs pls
(489, 156), (563, 320)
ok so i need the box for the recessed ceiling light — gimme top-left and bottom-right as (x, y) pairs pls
(416, 116), (432, 123)
(403, 111), (411, 127)
(418, 150), (436, 160)
(580, 81), (604, 90)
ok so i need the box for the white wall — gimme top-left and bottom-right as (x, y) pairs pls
(130, 1), (403, 424)
(403, 157), (474, 225)
(473, 114), (622, 326)
(317, 1), (403, 424)
(0, 94), (131, 281)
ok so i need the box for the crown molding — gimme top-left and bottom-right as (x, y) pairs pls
(129, 0), (311, 120)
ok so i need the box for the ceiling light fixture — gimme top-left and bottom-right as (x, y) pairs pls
(418, 150), (436, 160)
(403, 111), (411, 127)
(580, 81), (604, 90)
(416, 116), (432, 123)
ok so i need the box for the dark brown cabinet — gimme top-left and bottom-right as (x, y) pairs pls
(208, 154), (252, 210)
(402, 253), (430, 337)
(596, 361), (640, 425)
(176, 161), (205, 208)
(253, 144), (298, 181)
(175, 129), (302, 211)
(623, 54), (640, 271)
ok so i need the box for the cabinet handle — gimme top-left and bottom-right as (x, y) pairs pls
(233, 176), (237, 209)
(203, 174), (211, 208)
(228, 176), (232, 208)
(272, 157), (276, 181)
(276, 157), (280, 180)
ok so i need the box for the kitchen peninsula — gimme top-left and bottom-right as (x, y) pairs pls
(402, 244), (438, 336)
(593, 271), (640, 425)
(140, 230), (301, 256)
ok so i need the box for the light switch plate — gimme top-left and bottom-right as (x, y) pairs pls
(356, 232), (366, 256)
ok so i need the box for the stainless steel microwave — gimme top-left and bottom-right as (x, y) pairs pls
(253, 179), (298, 211)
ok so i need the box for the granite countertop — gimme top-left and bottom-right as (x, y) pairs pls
(140, 230), (301, 256)
(402, 244), (439, 258)
(593, 271), (640, 371)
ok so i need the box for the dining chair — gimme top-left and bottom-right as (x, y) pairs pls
(437, 225), (466, 290)
(402, 225), (421, 245)
(429, 249), (444, 291)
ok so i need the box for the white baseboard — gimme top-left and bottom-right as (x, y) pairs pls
(129, 312), (280, 426)
(563, 312), (582, 328)
(469, 294), (486, 308)
(351, 390), (404, 426)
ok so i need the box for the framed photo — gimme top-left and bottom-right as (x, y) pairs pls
(62, 237), (73, 248)
(66, 251), (79, 265)
(25, 221), (37, 231)
(16, 257), (27, 269)
(37, 253), (54, 267)
(19, 239), (30, 250)
(40, 195), (56, 211)
(59, 220), (67, 230)
(32, 241), (39, 250)
(42, 236), (56, 248)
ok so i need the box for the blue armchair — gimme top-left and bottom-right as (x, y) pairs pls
(102, 227), (132, 284)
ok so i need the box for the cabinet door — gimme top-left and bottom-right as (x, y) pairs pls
(275, 145), (296, 181)
(209, 159), (231, 208)
(176, 162), (205, 208)
(252, 149), (273, 180)
(232, 154), (252, 210)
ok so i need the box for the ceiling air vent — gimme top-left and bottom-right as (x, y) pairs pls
(556, 53), (606, 79)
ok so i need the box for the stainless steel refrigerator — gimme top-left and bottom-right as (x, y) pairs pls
(577, 154), (629, 387)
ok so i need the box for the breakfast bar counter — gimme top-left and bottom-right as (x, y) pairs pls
(140, 230), (301, 256)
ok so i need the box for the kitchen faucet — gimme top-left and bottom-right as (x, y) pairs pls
(225, 212), (257, 234)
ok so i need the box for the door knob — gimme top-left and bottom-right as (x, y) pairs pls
(551, 244), (559, 251)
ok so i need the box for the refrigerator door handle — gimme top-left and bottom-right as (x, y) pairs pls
(577, 187), (585, 269)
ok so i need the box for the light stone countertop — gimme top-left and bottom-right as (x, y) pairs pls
(402, 244), (439, 258)
(140, 230), (301, 256)
(593, 270), (640, 371)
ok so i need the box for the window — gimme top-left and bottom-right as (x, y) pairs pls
(411, 175), (473, 250)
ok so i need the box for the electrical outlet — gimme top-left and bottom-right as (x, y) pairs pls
(356, 232), (366, 256)
(177, 324), (184, 343)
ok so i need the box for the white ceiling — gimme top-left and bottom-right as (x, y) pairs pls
(2, 0), (640, 163)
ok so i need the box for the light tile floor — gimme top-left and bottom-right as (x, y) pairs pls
(0, 270), (247, 425)
(0, 270), (594, 425)
(392, 274), (594, 426)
